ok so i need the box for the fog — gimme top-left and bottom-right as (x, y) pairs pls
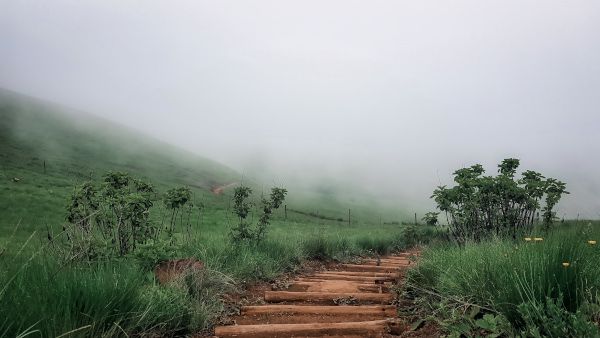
(2, 1), (600, 217)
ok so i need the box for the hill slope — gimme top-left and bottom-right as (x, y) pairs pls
(0, 89), (241, 238)
(0, 89), (409, 250)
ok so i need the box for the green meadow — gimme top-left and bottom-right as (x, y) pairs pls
(0, 90), (418, 337)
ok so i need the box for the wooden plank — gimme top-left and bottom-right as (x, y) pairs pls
(241, 305), (396, 316)
(214, 319), (389, 337)
(264, 291), (393, 303)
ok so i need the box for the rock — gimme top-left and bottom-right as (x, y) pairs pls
(154, 258), (205, 284)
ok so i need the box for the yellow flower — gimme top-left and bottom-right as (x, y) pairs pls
(534, 237), (544, 242)
(588, 240), (597, 245)
(524, 237), (532, 242)
(562, 262), (570, 268)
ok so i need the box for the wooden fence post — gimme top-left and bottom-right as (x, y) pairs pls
(348, 209), (351, 226)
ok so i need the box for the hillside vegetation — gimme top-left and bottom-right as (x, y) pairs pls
(0, 89), (404, 249)
(0, 90), (420, 337)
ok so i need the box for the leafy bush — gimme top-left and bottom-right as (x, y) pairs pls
(431, 158), (568, 243)
(422, 212), (439, 226)
(163, 186), (194, 235)
(230, 186), (287, 243)
(62, 171), (157, 258)
(57, 172), (205, 261)
(517, 297), (599, 337)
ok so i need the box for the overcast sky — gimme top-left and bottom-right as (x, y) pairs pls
(2, 1), (599, 217)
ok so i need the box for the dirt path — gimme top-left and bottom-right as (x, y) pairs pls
(210, 182), (238, 195)
(213, 253), (418, 337)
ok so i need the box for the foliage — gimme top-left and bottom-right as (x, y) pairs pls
(431, 158), (568, 243)
(163, 186), (194, 235)
(517, 296), (599, 337)
(405, 223), (600, 336)
(422, 211), (439, 226)
(2, 215), (413, 337)
(61, 171), (157, 259)
(541, 179), (569, 231)
(230, 186), (287, 243)
(0, 253), (235, 337)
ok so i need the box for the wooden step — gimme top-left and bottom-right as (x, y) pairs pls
(241, 305), (396, 316)
(340, 264), (399, 272)
(315, 271), (399, 278)
(214, 319), (390, 337)
(264, 291), (393, 304)
(364, 258), (410, 263)
(234, 313), (389, 325)
(289, 281), (362, 293)
(362, 261), (410, 267)
(298, 275), (394, 282)
(289, 281), (390, 293)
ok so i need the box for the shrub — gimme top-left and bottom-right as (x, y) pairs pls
(230, 186), (287, 243)
(62, 171), (157, 259)
(431, 158), (568, 244)
(517, 297), (599, 337)
(422, 212), (439, 226)
(163, 186), (194, 235)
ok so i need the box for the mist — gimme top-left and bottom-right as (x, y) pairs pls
(2, 1), (599, 218)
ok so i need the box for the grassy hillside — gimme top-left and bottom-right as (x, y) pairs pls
(0, 90), (241, 242)
(0, 89), (406, 250)
(0, 91), (422, 337)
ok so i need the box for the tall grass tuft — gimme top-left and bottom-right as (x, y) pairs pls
(0, 256), (231, 337)
(407, 223), (600, 335)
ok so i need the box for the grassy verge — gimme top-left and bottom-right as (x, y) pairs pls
(405, 222), (600, 337)
(0, 225), (439, 337)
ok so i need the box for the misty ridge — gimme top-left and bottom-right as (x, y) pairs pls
(3, 2), (600, 338)
(1, 1), (599, 219)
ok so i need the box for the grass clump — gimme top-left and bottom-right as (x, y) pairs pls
(302, 235), (358, 261)
(0, 254), (233, 337)
(406, 222), (600, 336)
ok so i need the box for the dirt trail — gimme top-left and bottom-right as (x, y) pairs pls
(210, 182), (238, 195)
(213, 252), (418, 338)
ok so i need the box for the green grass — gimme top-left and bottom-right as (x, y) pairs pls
(0, 253), (236, 337)
(1, 226), (421, 337)
(0, 89), (407, 250)
(407, 222), (600, 336)
(0, 89), (418, 336)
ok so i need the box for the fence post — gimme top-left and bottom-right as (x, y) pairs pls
(348, 209), (351, 226)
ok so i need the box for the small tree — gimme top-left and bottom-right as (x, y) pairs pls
(230, 185), (287, 243)
(542, 179), (569, 230)
(163, 186), (193, 235)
